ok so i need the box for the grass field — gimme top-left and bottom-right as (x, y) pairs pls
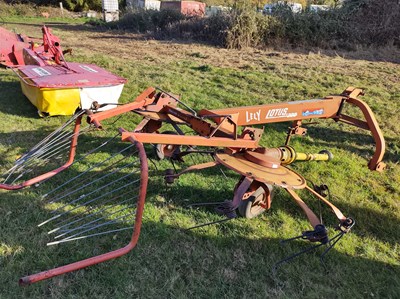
(0, 18), (399, 298)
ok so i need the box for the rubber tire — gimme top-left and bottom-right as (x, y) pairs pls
(154, 131), (180, 160)
(238, 185), (273, 219)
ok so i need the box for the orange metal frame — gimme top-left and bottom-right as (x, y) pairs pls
(5, 86), (386, 285)
(114, 86), (385, 171)
(114, 86), (385, 236)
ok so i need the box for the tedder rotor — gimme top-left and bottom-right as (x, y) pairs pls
(0, 87), (386, 284)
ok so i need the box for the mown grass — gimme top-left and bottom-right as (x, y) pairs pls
(0, 19), (399, 298)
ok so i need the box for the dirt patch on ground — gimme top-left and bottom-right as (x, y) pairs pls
(2, 22), (399, 89)
(4, 22), (400, 72)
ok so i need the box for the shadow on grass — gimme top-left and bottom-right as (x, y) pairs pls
(0, 187), (399, 298)
(302, 125), (399, 165)
(0, 122), (398, 248)
(0, 109), (397, 248)
(0, 72), (38, 118)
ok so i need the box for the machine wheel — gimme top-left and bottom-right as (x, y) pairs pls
(238, 185), (273, 219)
(154, 131), (181, 160)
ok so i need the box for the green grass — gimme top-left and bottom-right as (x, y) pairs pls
(0, 19), (399, 298)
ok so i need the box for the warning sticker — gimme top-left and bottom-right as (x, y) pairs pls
(79, 65), (98, 73)
(32, 67), (51, 77)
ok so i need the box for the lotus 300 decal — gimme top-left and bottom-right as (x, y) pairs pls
(265, 108), (298, 119)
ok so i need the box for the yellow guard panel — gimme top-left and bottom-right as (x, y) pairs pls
(20, 81), (80, 116)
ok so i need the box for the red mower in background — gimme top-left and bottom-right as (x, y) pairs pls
(1, 25), (127, 116)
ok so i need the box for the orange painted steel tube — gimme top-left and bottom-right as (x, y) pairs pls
(122, 132), (259, 148)
(0, 116), (82, 190)
(19, 137), (149, 285)
(87, 87), (156, 126)
(205, 96), (343, 126)
(305, 185), (346, 221)
(285, 188), (321, 228)
(343, 97), (386, 171)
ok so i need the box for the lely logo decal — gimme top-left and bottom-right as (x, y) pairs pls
(246, 110), (261, 122)
(265, 108), (297, 119)
(302, 108), (324, 117)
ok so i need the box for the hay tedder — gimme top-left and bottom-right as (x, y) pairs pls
(0, 87), (386, 284)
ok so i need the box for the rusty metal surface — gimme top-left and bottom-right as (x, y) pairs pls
(243, 150), (281, 169)
(216, 153), (306, 189)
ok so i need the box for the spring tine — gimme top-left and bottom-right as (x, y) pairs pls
(47, 154), (131, 202)
(26, 131), (73, 160)
(49, 186), (137, 230)
(59, 214), (134, 242)
(3, 163), (34, 183)
(320, 232), (345, 263)
(38, 133), (121, 188)
(3, 124), (91, 184)
(16, 120), (90, 168)
(4, 133), (71, 178)
(54, 203), (136, 239)
(5, 143), (71, 184)
(2, 163), (22, 178)
(69, 133), (120, 165)
(272, 242), (326, 274)
(7, 171), (28, 185)
(31, 128), (73, 154)
(47, 180), (140, 230)
(48, 193), (136, 235)
(48, 161), (139, 209)
(18, 124), (76, 163)
(43, 143), (135, 201)
(39, 214), (62, 227)
(16, 141), (70, 171)
(52, 206), (135, 242)
(38, 171), (138, 227)
(187, 217), (233, 230)
(17, 111), (85, 161)
(19, 123), (90, 164)
(46, 227), (133, 246)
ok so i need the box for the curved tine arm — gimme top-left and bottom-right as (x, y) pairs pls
(285, 188), (321, 228)
(337, 88), (386, 171)
(168, 161), (220, 181)
(345, 96), (386, 171)
(0, 115), (82, 190)
(19, 137), (149, 285)
(304, 185), (347, 222)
